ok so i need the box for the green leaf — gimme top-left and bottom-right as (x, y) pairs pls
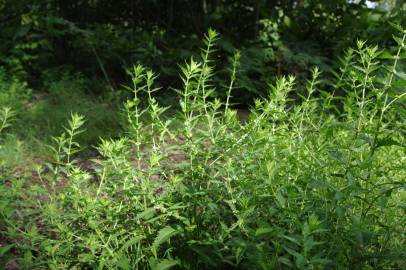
(119, 235), (145, 252)
(394, 71), (406, 80)
(328, 150), (346, 164)
(255, 227), (274, 237)
(116, 256), (131, 270)
(393, 79), (406, 88)
(284, 247), (306, 269)
(152, 226), (178, 249)
(388, 22), (404, 33)
(304, 238), (324, 251)
(275, 191), (286, 208)
(393, 36), (404, 47)
(0, 244), (14, 256)
(376, 138), (402, 148)
(283, 16), (291, 27)
(278, 257), (293, 267)
(281, 235), (301, 246)
(136, 208), (156, 221)
(310, 256), (331, 265)
(78, 253), (94, 263)
(379, 51), (395, 59)
(149, 258), (179, 270)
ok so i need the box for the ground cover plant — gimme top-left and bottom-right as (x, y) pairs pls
(1, 25), (406, 270)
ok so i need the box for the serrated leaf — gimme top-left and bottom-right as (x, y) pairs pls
(136, 208), (156, 221)
(255, 227), (273, 236)
(275, 191), (286, 208)
(116, 256), (131, 270)
(388, 22), (403, 32)
(149, 258), (179, 270)
(152, 226), (178, 249)
(119, 235), (145, 252)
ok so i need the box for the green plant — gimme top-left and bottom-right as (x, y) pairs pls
(47, 113), (85, 176)
(0, 107), (16, 134)
(2, 27), (405, 270)
(0, 106), (27, 178)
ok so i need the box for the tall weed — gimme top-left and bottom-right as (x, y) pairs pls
(1, 27), (405, 269)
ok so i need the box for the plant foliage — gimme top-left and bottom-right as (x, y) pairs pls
(1, 27), (405, 269)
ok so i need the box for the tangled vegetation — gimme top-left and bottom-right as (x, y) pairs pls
(1, 25), (405, 269)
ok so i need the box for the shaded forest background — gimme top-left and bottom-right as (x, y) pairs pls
(1, 0), (404, 103)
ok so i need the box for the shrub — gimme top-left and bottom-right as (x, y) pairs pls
(1, 28), (405, 269)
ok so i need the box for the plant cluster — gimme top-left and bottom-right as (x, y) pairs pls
(1, 27), (405, 269)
